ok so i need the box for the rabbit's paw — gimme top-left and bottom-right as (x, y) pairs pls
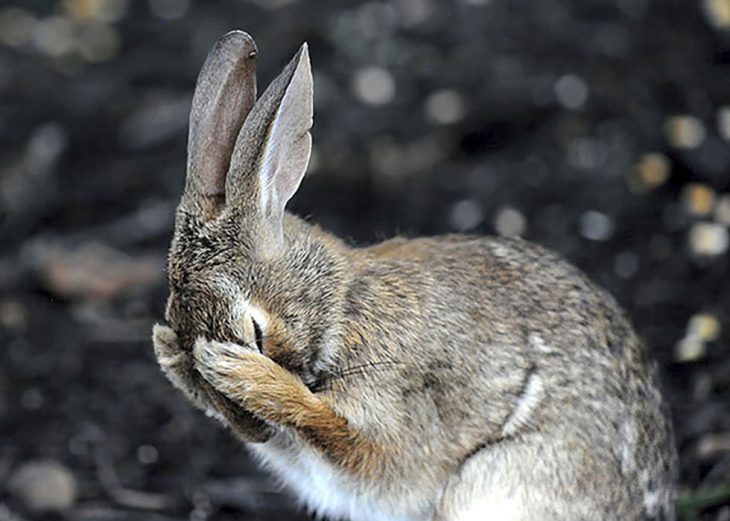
(152, 324), (209, 407)
(193, 337), (311, 425)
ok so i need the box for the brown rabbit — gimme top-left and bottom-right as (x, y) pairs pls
(152, 30), (677, 521)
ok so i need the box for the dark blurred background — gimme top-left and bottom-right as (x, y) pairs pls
(0, 0), (729, 520)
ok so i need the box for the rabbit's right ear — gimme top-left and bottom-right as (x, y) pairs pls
(225, 43), (313, 254)
(185, 31), (257, 217)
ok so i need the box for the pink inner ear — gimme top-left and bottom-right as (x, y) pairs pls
(224, 42), (313, 233)
(185, 31), (258, 213)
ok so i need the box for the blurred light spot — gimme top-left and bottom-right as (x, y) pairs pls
(689, 222), (728, 256)
(26, 122), (68, 174)
(648, 234), (672, 259)
(554, 74), (588, 110)
(714, 193), (730, 225)
(137, 444), (159, 465)
(403, 137), (442, 173)
(118, 96), (190, 150)
(688, 313), (721, 342)
(461, 0), (493, 5)
(676, 312), (722, 363)
(703, 0), (730, 28)
(617, 0), (649, 18)
(8, 460), (77, 512)
(595, 24), (630, 57)
(579, 210), (614, 241)
(425, 89), (465, 125)
(567, 138), (605, 170)
(68, 436), (89, 456)
(693, 372), (713, 402)
(614, 251), (639, 279)
(629, 152), (670, 192)
(665, 115), (706, 149)
(149, 0), (190, 20)
(0, 299), (28, 331)
(519, 156), (549, 187)
(21, 388), (44, 410)
(718, 106), (730, 141)
(32, 16), (75, 57)
(77, 23), (120, 62)
(681, 183), (716, 217)
(250, 0), (298, 8)
(696, 433), (730, 458)
(369, 139), (403, 179)
(357, 2), (398, 38)
(0, 8), (36, 47)
(62, 0), (129, 23)
(493, 206), (526, 237)
(394, 0), (433, 27)
(675, 334), (706, 362)
(352, 66), (395, 105)
(450, 199), (483, 231)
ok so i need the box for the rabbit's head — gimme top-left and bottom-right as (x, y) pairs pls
(165, 32), (344, 385)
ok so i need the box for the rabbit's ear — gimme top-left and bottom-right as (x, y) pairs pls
(185, 30), (257, 217)
(226, 43), (313, 250)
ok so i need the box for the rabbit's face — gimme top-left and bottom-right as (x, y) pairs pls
(165, 203), (344, 387)
(163, 33), (329, 385)
(164, 204), (257, 349)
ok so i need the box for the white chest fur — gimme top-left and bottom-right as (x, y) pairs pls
(247, 433), (425, 521)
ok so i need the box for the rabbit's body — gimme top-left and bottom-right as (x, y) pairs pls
(237, 217), (674, 521)
(153, 31), (677, 521)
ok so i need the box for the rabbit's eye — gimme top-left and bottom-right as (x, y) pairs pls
(251, 317), (264, 353)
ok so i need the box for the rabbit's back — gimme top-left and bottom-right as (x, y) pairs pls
(323, 233), (676, 519)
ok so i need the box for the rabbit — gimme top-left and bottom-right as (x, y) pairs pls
(152, 30), (677, 521)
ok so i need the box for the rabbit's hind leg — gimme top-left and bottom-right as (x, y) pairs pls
(433, 438), (599, 521)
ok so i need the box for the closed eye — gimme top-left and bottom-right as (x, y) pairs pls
(252, 317), (264, 353)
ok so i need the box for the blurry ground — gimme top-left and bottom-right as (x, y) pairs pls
(1, 0), (729, 520)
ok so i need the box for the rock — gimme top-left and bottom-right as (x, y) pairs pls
(8, 459), (77, 512)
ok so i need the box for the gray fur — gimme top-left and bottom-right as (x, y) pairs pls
(153, 32), (678, 521)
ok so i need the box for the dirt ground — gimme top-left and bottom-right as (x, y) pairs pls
(1, 0), (729, 520)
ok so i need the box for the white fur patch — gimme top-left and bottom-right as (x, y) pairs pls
(619, 418), (637, 475)
(643, 489), (659, 516)
(528, 334), (554, 354)
(451, 489), (526, 521)
(249, 436), (425, 521)
(230, 295), (270, 343)
(501, 372), (544, 437)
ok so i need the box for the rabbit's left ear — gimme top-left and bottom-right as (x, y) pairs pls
(185, 31), (257, 217)
(226, 43), (313, 251)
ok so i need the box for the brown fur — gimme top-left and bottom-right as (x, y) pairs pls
(153, 31), (677, 521)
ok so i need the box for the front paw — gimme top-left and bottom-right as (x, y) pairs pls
(152, 324), (202, 402)
(192, 338), (311, 425)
